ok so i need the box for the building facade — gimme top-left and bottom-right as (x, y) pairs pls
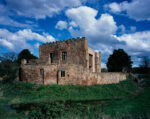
(20, 37), (126, 85)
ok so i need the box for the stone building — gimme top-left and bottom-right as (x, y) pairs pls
(20, 37), (126, 85)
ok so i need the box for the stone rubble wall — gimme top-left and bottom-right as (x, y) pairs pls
(97, 72), (126, 84)
(20, 37), (125, 85)
(21, 64), (127, 85)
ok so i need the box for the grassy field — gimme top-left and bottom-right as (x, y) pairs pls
(0, 77), (150, 119)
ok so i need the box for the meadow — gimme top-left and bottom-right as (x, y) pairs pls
(0, 77), (150, 119)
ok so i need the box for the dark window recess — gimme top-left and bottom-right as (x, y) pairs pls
(61, 70), (65, 77)
(89, 54), (93, 69)
(62, 52), (67, 61)
(50, 53), (55, 63)
(40, 69), (44, 79)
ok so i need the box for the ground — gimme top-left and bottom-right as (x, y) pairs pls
(0, 77), (150, 119)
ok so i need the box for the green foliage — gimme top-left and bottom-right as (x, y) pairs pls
(2, 69), (18, 83)
(0, 52), (19, 83)
(17, 49), (37, 64)
(107, 49), (132, 72)
(0, 78), (150, 119)
(0, 53), (18, 77)
(101, 68), (107, 72)
(140, 56), (150, 74)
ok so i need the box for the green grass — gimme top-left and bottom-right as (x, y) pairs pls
(0, 77), (150, 119)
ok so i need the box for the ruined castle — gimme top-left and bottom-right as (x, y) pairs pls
(20, 37), (126, 85)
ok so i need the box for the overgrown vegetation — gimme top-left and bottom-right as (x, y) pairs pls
(107, 49), (132, 72)
(0, 77), (150, 119)
(17, 49), (37, 65)
(0, 52), (19, 83)
(0, 49), (37, 83)
(0, 50), (150, 118)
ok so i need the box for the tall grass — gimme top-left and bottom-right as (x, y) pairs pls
(0, 77), (150, 119)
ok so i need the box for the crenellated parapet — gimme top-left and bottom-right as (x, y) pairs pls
(40, 37), (86, 47)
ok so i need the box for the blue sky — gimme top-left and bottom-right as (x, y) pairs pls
(0, 0), (150, 68)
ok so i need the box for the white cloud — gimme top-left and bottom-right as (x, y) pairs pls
(116, 31), (150, 52)
(4, 0), (83, 19)
(104, 2), (122, 13)
(0, 38), (14, 50)
(55, 21), (68, 30)
(0, 29), (56, 51)
(66, 6), (117, 44)
(65, 6), (118, 64)
(69, 21), (78, 27)
(119, 25), (126, 34)
(0, 5), (37, 28)
(34, 43), (40, 48)
(101, 62), (107, 68)
(65, 6), (150, 66)
(105, 0), (150, 21)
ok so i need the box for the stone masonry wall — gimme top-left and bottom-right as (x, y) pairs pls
(21, 64), (57, 85)
(20, 37), (126, 85)
(39, 37), (88, 68)
(21, 63), (127, 85)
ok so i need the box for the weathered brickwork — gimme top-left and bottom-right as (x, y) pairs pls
(20, 37), (126, 85)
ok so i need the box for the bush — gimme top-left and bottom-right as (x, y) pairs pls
(2, 68), (18, 83)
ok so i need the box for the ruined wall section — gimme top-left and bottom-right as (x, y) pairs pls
(39, 37), (88, 68)
(55, 64), (126, 85)
(20, 37), (126, 85)
(95, 52), (101, 72)
(21, 64), (57, 85)
(88, 48), (96, 72)
(97, 73), (126, 84)
(21, 62), (127, 85)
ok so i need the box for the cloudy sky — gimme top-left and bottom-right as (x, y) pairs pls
(0, 0), (150, 68)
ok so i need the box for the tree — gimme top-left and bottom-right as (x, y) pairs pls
(140, 56), (150, 74)
(0, 52), (18, 83)
(107, 49), (132, 72)
(17, 49), (37, 65)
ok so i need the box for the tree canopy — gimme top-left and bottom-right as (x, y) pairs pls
(107, 49), (132, 72)
(0, 52), (18, 83)
(139, 56), (150, 74)
(17, 49), (37, 65)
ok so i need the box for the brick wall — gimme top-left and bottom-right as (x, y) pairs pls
(20, 37), (126, 85)
(21, 63), (127, 85)
(39, 37), (88, 68)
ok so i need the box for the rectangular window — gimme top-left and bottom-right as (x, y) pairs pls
(40, 69), (44, 79)
(61, 70), (65, 77)
(50, 52), (55, 63)
(89, 54), (93, 69)
(62, 52), (67, 61)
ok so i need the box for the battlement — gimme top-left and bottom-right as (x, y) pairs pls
(40, 37), (86, 47)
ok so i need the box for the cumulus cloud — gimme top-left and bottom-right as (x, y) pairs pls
(65, 6), (150, 67)
(69, 21), (78, 27)
(65, 6), (119, 66)
(105, 0), (150, 21)
(119, 25), (126, 34)
(0, 16), (28, 27)
(114, 31), (150, 67)
(55, 21), (68, 30)
(0, 29), (55, 52)
(66, 6), (117, 44)
(105, 2), (122, 13)
(0, 5), (37, 28)
(116, 31), (150, 52)
(0, 38), (14, 50)
(4, 0), (83, 19)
